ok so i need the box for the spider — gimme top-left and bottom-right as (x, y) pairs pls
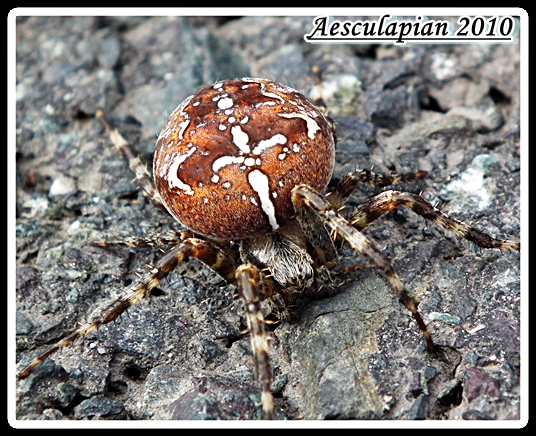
(17, 78), (520, 420)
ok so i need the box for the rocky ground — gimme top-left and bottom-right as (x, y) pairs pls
(14, 15), (521, 422)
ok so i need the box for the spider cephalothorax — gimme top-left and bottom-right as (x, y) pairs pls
(17, 78), (520, 420)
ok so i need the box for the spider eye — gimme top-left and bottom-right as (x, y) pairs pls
(153, 78), (335, 240)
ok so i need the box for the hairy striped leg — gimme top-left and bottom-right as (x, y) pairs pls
(328, 168), (428, 209)
(292, 185), (435, 352)
(329, 169), (519, 251)
(350, 190), (520, 251)
(17, 238), (236, 379)
(236, 264), (274, 420)
(92, 230), (189, 249)
(96, 109), (166, 212)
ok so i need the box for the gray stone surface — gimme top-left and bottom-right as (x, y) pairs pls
(15, 16), (521, 421)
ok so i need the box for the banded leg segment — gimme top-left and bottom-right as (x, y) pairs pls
(293, 185), (435, 352)
(18, 238), (236, 379)
(236, 264), (274, 420)
(96, 109), (165, 212)
(328, 169), (427, 209)
(92, 230), (191, 249)
(350, 190), (520, 251)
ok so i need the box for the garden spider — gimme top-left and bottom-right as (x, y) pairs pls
(17, 78), (520, 419)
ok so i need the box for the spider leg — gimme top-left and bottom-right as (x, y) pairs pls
(96, 109), (166, 212)
(293, 196), (338, 268)
(292, 185), (435, 352)
(236, 264), (274, 420)
(92, 230), (190, 249)
(328, 168), (427, 209)
(350, 190), (520, 251)
(18, 238), (236, 379)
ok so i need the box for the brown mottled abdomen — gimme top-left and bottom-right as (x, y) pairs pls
(153, 78), (335, 240)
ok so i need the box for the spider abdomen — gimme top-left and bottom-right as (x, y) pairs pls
(153, 78), (335, 240)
